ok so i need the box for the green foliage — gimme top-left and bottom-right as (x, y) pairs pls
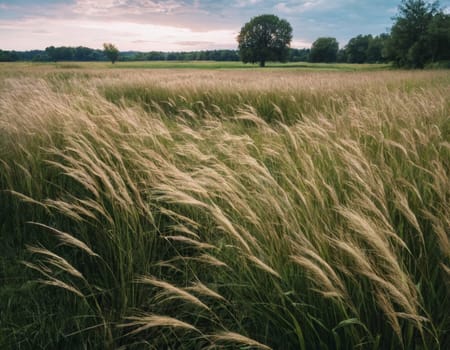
(289, 48), (310, 62)
(344, 34), (390, 64)
(0, 50), (18, 62)
(45, 46), (75, 62)
(103, 43), (119, 64)
(346, 35), (372, 63)
(386, 0), (450, 68)
(32, 53), (51, 62)
(427, 12), (450, 61)
(366, 34), (390, 63)
(237, 14), (293, 67)
(309, 37), (339, 63)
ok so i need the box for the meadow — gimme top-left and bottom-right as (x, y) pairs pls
(0, 62), (449, 349)
(1, 60), (390, 71)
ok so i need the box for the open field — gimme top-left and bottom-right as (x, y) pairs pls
(0, 63), (449, 349)
(0, 60), (391, 71)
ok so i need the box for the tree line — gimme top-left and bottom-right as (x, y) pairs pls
(236, 0), (450, 68)
(0, 47), (242, 63)
(308, 34), (390, 64)
(1, 0), (448, 68)
(0, 46), (309, 63)
(308, 0), (450, 67)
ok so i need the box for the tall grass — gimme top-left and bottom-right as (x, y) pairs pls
(0, 67), (449, 349)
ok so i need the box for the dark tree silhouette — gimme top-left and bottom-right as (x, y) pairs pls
(103, 43), (119, 64)
(386, 0), (439, 67)
(309, 37), (339, 63)
(237, 14), (293, 67)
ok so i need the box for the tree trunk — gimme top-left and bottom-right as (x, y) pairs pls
(259, 60), (265, 67)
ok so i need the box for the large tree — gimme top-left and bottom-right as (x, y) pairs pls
(309, 37), (339, 63)
(103, 43), (119, 64)
(426, 12), (450, 62)
(386, 0), (439, 67)
(237, 14), (293, 67)
(345, 35), (372, 63)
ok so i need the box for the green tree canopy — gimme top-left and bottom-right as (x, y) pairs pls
(427, 12), (450, 62)
(45, 46), (74, 62)
(366, 34), (390, 63)
(103, 43), (119, 64)
(237, 14), (293, 67)
(386, 0), (440, 67)
(346, 35), (372, 63)
(0, 50), (18, 62)
(309, 37), (339, 63)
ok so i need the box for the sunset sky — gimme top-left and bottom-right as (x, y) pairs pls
(1, 0), (449, 51)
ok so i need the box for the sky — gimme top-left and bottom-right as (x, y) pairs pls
(0, 0), (449, 51)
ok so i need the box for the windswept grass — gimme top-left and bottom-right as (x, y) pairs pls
(0, 65), (449, 349)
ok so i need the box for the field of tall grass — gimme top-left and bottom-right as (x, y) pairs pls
(0, 64), (449, 349)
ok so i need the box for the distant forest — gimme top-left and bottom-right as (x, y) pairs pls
(0, 47), (311, 63)
(0, 42), (390, 64)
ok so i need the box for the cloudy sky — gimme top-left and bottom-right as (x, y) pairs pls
(1, 0), (449, 51)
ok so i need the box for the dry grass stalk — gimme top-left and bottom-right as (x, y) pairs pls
(26, 245), (85, 280)
(185, 282), (226, 301)
(247, 255), (281, 279)
(28, 222), (98, 257)
(118, 314), (199, 335)
(136, 276), (210, 310)
(210, 331), (272, 350)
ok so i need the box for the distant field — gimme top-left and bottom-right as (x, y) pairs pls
(0, 60), (391, 71)
(0, 64), (449, 349)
